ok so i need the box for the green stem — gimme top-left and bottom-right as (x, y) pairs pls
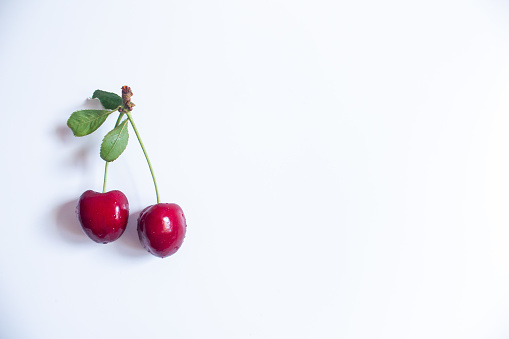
(126, 111), (160, 203)
(102, 112), (125, 193)
(102, 162), (109, 193)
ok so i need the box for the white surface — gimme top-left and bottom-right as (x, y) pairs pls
(1, 0), (509, 338)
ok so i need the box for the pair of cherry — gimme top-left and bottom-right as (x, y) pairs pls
(67, 86), (186, 258)
(77, 190), (186, 258)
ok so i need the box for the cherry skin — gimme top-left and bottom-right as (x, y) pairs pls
(137, 203), (187, 258)
(76, 190), (129, 244)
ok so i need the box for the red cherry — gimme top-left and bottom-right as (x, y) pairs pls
(76, 190), (129, 244)
(137, 203), (187, 258)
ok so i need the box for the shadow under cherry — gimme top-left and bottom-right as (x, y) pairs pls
(116, 210), (148, 257)
(54, 199), (90, 244)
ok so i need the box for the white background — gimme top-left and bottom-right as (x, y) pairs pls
(1, 0), (509, 338)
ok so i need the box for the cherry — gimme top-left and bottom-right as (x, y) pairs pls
(137, 203), (187, 258)
(77, 190), (129, 244)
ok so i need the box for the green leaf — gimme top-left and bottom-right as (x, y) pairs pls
(67, 109), (113, 137)
(92, 90), (122, 110)
(100, 119), (129, 162)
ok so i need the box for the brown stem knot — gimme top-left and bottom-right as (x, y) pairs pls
(121, 85), (135, 112)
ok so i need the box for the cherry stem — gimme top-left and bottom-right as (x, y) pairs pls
(126, 111), (160, 204)
(102, 112), (125, 193)
(102, 162), (109, 193)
